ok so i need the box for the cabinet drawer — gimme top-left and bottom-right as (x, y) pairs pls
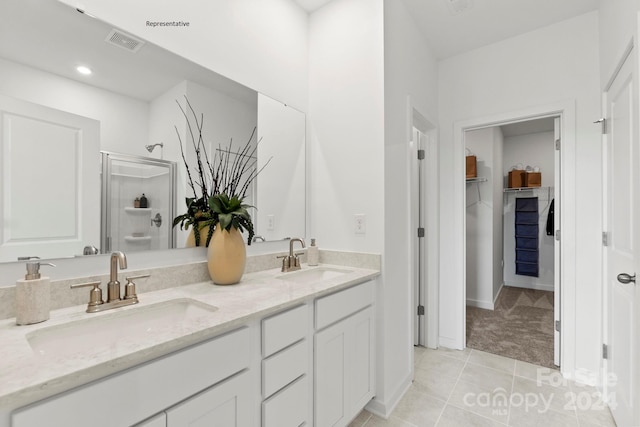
(262, 375), (308, 427)
(262, 304), (308, 357)
(12, 327), (251, 427)
(315, 281), (374, 330)
(262, 339), (307, 398)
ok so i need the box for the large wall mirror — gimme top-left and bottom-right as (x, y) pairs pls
(0, 0), (305, 263)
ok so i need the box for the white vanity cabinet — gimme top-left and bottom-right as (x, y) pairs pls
(260, 304), (311, 427)
(165, 369), (252, 427)
(314, 281), (375, 427)
(12, 327), (253, 427)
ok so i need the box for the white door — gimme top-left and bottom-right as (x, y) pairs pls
(604, 48), (638, 427)
(0, 94), (100, 261)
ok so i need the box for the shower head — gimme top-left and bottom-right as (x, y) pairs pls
(145, 142), (163, 153)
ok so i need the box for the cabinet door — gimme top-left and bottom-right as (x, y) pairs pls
(315, 319), (348, 427)
(166, 370), (252, 427)
(350, 307), (375, 412)
(315, 306), (374, 427)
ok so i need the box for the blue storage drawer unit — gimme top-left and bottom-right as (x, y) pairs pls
(514, 197), (539, 277)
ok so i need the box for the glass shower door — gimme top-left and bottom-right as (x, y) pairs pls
(101, 152), (176, 254)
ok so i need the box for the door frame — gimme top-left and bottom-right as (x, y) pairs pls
(452, 101), (576, 373)
(408, 100), (439, 348)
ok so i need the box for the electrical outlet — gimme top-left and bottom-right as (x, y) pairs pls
(267, 214), (275, 231)
(354, 214), (366, 234)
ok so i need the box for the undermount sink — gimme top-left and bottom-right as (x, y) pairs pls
(26, 298), (218, 358)
(277, 267), (352, 283)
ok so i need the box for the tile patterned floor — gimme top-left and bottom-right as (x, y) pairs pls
(350, 347), (617, 427)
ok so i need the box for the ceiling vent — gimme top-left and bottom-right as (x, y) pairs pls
(105, 29), (145, 53)
(444, 0), (473, 15)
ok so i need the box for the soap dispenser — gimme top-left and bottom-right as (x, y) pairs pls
(15, 261), (55, 325)
(308, 238), (319, 266)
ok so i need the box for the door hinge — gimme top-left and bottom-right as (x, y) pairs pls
(594, 118), (607, 134)
(417, 305), (425, 316)
(555, 138), (561, 150)
(555, 229), (561, 241)
(602, 343), (608, 359)
(417, 149), (425, 160)
(602, 231), (609, 247)
(555, 320), (561, 332)
(418, 227), (425, 238)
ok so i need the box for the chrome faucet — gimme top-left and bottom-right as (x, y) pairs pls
(107, 251), (128, 303)
(278, 238), (306, 272)
(70, 251), (149, 313)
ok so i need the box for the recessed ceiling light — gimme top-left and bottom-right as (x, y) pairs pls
(76, 65), (92, 75)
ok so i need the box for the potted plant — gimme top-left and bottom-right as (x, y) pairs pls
(172, 96), (269, 284)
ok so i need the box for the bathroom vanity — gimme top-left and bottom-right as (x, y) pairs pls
(0, 262), (379, 427)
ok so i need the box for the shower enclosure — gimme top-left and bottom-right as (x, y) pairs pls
(101, 152), (176, 254)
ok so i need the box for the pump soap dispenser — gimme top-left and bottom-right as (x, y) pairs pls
(15, 261), (55, 325)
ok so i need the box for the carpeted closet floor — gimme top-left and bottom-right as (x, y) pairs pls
(466, 286), (556, 369)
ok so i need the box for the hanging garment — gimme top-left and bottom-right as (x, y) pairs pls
(515, 197), (539, 277)
(546, 199), (555, 236)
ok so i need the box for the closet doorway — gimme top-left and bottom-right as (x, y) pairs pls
(464, 116), (560, 368)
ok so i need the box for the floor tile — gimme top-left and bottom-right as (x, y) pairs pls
(416, 349), (466, 378)
(436, 404), (507, 427)
(515, 360), (561, 386)
(364, 414), (418, 427)
(434, 346), (472, 362)
(468, 350), (516, 374)
(508, 401), (579, 427)
(575, 405), (616, 427)
(511, 376), (574, 414)
(401, 348), (615, 427)
(459, 362), (514, 392)
(392, 384), (446, 427)
(349, 409), (373, 427)
(413, 367), (459, 402)
(448, 379), (511, 424)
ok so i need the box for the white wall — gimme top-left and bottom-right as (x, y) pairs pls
(308, 0), (384, 253)
(598, 0), (640, 87)
(503, 131), (555, 291)
(503, 131), (555, 187)
(438, 12), (601, 377)
(492, 128), (504, 300)
(57, 0), (309, 111)
(377, 0), (439, 416)
(0, 57), (149, 156)
(465, 127), (502, 309)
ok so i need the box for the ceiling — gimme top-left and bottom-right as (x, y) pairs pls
(0, 0), (255, 103)
(294, 0), (600, 59)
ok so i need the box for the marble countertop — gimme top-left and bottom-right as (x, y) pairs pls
(0, 263), (379, 412)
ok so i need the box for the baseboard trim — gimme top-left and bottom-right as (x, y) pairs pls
(493, 283), (504, 306)
(366, 373), (412, 419)
(438, 336), (463, 350)
(466, 298), (494, 310)
(505, 282), (554, 292)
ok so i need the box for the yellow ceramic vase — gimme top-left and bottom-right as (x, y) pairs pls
(207, 226), (246, 285)
(185, 224), (210, 247)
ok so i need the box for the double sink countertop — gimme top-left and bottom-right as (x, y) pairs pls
(0, 263), (380, 411)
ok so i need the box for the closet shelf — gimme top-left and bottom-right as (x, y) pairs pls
(503, 186), (550, 193)
(466, 177), (487, 184)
